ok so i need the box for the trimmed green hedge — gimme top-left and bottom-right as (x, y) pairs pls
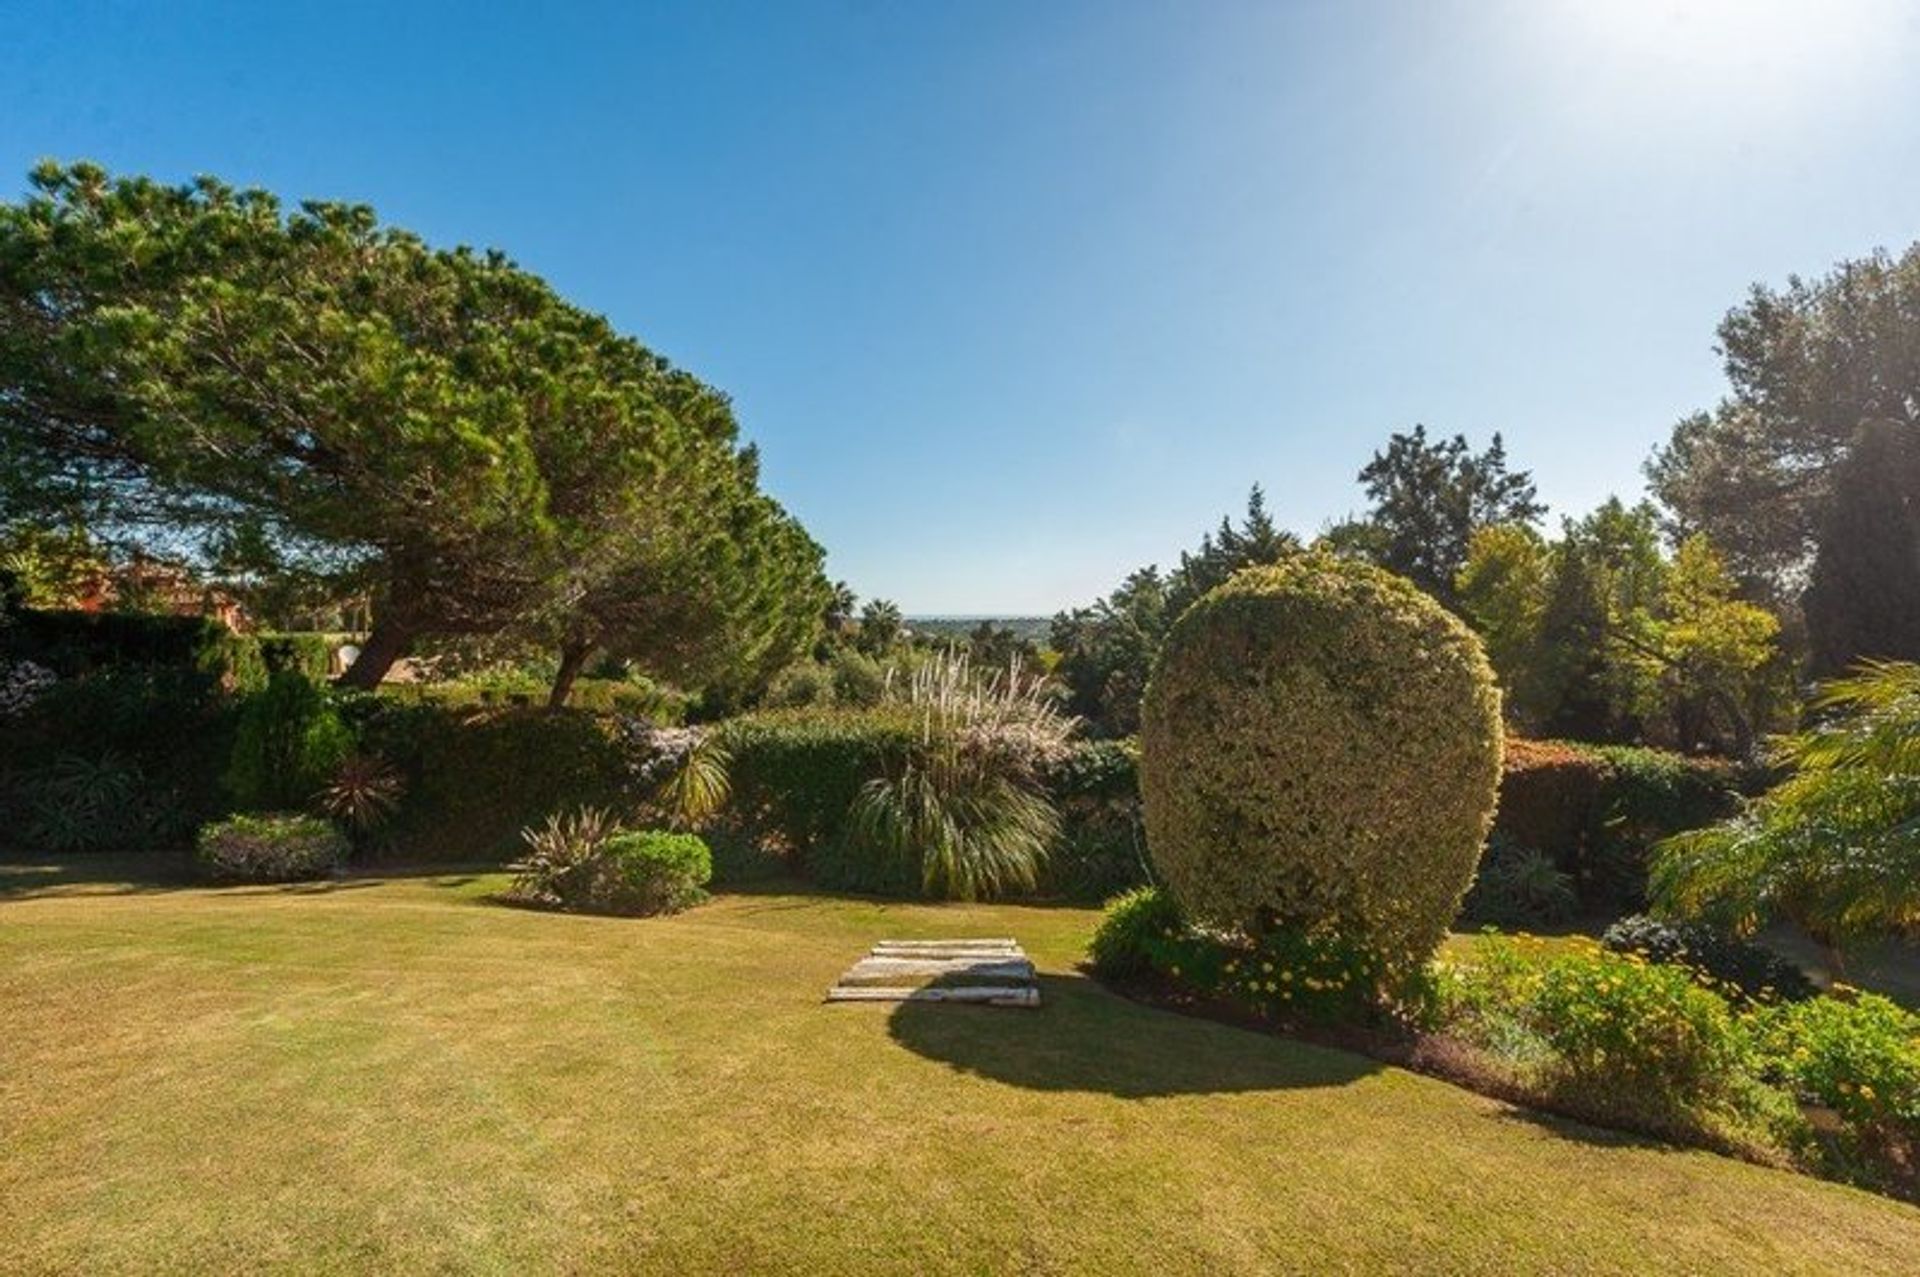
(711, 707), (921, 887)
(0, 614), (259, 850)
(2, 609), (265, 692)
(1037, 739), (1148, 902)
(349, 701), (633, 862)
(1494, 739), (1746, 913)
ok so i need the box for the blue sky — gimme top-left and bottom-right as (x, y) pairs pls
(5, 1), (1918, 613)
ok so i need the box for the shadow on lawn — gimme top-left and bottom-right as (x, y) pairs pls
(0, 853), (494, 900)
(887, 972), (1381, 1098)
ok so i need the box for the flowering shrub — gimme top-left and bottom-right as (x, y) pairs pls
(1088, 886), (1390, 1025)
(1752, 991), (1920, 1146)
(1216, 927), (1385, 1026)
(0, 658), (55, 717)
(1433, 935), (1762, 1134)
(616, 720), (731, 828)
(1528, 946), (1749, 1109)
(196, 812), (348, 882)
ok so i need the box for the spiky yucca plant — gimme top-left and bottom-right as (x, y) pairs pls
(319, 754), (405, 835)
(853, 651), (1075, 900)
(510, 806), (620, 907)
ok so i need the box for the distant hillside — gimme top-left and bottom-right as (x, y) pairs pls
(907, 615), (1052, 643)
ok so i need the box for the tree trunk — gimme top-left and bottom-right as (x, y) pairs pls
(1706, 687), (1755, 760)
(548, 640), (593, 709)
(336, 618), (414, 689)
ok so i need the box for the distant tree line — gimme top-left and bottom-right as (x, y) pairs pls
(1051, 243), (1920, 750)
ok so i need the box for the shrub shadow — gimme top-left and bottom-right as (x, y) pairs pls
(0, 851), (199, 898)
(886, 972), (1381, 1098)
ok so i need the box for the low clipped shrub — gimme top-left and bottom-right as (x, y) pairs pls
(597, 830), (712, 914)
(1460, 837), (1578, 928)
(1601, 915), (1815, 1004)
(382, 672), (688, 721)
(1087, 885), (1183, 980)
(1140, 555), (1503, 970)
(196, 812), (348, 882)
(1752, 992), (1920, 1150)
(508, 807), (710, 916)
(226, 671), (356, 810)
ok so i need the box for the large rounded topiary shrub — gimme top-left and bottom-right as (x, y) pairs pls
(1139, 555), (1502, 969)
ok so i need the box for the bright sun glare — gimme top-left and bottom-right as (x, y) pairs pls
(1548, 0), (1899, 99)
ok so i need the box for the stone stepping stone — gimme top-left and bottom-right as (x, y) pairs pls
(827, 938), (1041, 1008)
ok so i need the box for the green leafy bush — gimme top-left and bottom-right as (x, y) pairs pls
(1601, 914), (1815, 1004)
(1140, 555), (1503, 969)
(508, 807), (711, 915)
(1461, 837), (1578, 928)
(763, 661), (835, 708)
(1087, 885), (1183, 980)
(1752, 992), (1920, 1148)
(1584, 744), (1745, 910)
(598, 830), (712, 914)
(226, 671), (355, 810)
(196, 812), (348, 881)
(828, 648), (887, 707)
(258, 633), (339, 681)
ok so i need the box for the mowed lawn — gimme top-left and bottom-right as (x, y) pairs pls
(4, 863), (1919, 1275)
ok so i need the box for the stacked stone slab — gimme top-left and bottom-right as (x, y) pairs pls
(826, 938), (1039, 1007)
